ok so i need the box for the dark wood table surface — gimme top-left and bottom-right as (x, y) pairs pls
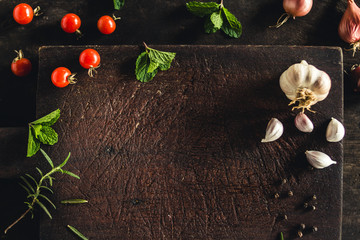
(0, 0), (359, 239)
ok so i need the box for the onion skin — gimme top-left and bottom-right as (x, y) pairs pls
(283, 0), (313, 17)
(338, 0), (360, 44)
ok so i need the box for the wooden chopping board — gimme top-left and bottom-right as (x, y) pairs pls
(36, 45), (343, 240)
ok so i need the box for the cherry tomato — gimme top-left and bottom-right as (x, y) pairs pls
(61, 13), (81, 33)
(13, 3), (34, 25)
(51, 67), (76, 88)
(79, 49), (100, 69)
(11, 50), (32, 77)
(97, 15), (116, 34)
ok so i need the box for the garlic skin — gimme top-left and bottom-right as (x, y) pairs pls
(305, 150), (337, 169)
(295, 112), (314, 132)
(261, 118), (284, 143)
(283, 0), (313, 17)
(338, 0), (360, 45)
(326, 118), (345, 142)
(279, 60), (331, 112)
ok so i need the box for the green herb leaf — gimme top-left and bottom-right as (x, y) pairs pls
(280, 232), (284, 240)
(37, 126), (58, 145)
(135, 52), (158, 82)
(27, 127), (40, 157)
(61, 199), (88, 204)
(186, 1), (220, 17)
(58, 152), (71, 168)
(31, 109), (60, 126)
(158, 62), (171, 71)
(36, 199), (52, 219)
(113, 0), (125, 10)
(32, 124), (42, 138)
(20, 176), (35, 194)
(204, 15), (219, 33)
(36, 167), (43, 177)
(25, 174), (39, 188)
(40, 148), (54, 168)
(210, 11), (223, 29)
(147, 48), (176, 66)
(19, 183), (32, 195)
(221, 7), (242, 38)
(40, 185), (54, 194)
(38, 194), (56, 209)
(148, 60), (160, 73)
(67, 225), (89, 240)
(62, 170), (80, 179)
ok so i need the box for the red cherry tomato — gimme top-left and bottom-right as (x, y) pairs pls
(51, 67), (76, 88)
(61, 13), (81, 33)
(13, 3), (34, 25)
(11, 50), (32, 77)
(97, 15), (116, 34)
(79, 49), (100, 69)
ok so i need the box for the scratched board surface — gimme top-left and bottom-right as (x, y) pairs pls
(37, 45), (343, 240)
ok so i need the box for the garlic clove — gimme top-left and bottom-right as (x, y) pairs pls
(261, 118), (283, 143)
(305, 150), (337, 169)
(326, 117), (345, 142)
(295, 112), (314, 133)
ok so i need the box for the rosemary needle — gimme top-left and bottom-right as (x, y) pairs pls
(67, 225), (89, 240)
(61, 199), (88, 204)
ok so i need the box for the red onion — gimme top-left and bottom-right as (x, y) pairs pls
(338, 0), (360, 56)
(271, 0), (313, 28)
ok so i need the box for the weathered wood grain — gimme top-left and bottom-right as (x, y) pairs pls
(35, 45), (343, 240)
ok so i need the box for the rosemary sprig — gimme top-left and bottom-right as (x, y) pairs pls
(4, 148), (80, 234)
(61, 199), (88, 204)
(67, 225), (89, 240)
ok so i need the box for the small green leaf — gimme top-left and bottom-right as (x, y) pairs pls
(36, 199), (52, 219)
(20, 176), (35, 193)
(113, 0), (125, 10)
(19, 183), (31, 195)
(135, 52), (158, 82)
(40, 149), (54, 168)
(280, 232), (284, 240)
(204, 15), (219, 33)
(25, 174), (39, 188)
(67, 225), (89, 240)
(36, 167), (43, 177)
(210, 11), (223, 29)
(158, 62), (171, 71)
(47, 176), (53, 187)
(58, 152), (71, 168)
(186, 1), (220, 17)
(62, 170), (80, 179)
(40, 185), (54, 194)
(27, 127), (40, 157)
(37, 126), (58, 145)
(38, 194), (56, 209)
(31, 124), (42, 138)
(148, 48), (176, 66)
(221, 7), (242, 38)
(30, 109), (60, 126)
(61, 199), (88, 204)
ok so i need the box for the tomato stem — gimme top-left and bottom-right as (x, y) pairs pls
(112, 14), (121, 21)
(33, 6), (43, 17)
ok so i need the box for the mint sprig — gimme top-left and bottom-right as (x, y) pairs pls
(27, 109), (60, 157)
(113, 0), (125, 10)
(135, 43), (176, 83)
(186, 0), (242, 38)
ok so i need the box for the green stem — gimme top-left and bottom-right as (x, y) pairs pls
(220, 0), (224, 8)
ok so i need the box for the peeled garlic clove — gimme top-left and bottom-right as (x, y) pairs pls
(261, 118), (283, 143)
(305, 150), (337, 169)
(326, 117), (345, 142)
(295, 112), (314, 133)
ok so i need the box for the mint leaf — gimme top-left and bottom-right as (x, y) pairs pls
(148, 60), (160, 73)
(31, 109), (60, 126)
(27, 127), (40, 157)
(186, 1), (220, 17)
(37, 126), (58, 145)
(135, 52), (158, 82)
(210, 11), (223, 29)
(148, 48), (176, 66)
(114, 0), (125, 10)
(158, 62), (171, 71)
(32, 124), (42, 138)
(204, 15), (219, 33)
(221, 7), (242, 38)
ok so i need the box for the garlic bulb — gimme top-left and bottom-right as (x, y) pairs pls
(279, 60), (331, 112)
(261, 118), (283, 143)
(305, 150), (337, 169)
(326, 118), (345, 142)
(295, 112), (313, 132)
